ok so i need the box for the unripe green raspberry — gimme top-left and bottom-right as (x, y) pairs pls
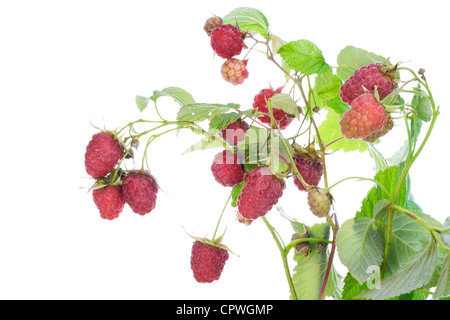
(307, 187), (332, 218)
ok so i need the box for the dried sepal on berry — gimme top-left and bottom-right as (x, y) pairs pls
(291, 231), (310, 256)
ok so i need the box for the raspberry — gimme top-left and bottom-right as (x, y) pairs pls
(92, 185), (126, 220)
(220, 119), (249, 145)
(203, 16), (223, 36)
(340, 63), (395, 105)
(85, 132), (124, 178)
(252, 87), (293, 130)
(211, 150), (244, 187)
(190, 240), (229, 283)
(293, 156), (323, 191)
(363, 116), (394, 143)
(307, 187), (332, 218)
(221, 58), (249, 85)
(122, 171), (158, 215)
(339, 93), (389, 140)
(237, 167), (285, 221)
(210, 24), (244, 59)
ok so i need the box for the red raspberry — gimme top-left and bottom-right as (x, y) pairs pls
(340, 63), (395, 105)
(190, 240), (229, 283)
(221, 58), (249, 85)
(363, 116), (394, 143)
(92, 185), (126, 220)
(237, 167), (285, 221)
(85, 132), (124, 178)
(293, 156), (323, 191)
(339, 93), (388, 140)
(210, 24), (244, 59)
(203, 15), (223, 36)
(122, 171), (158, 215)
(220, 119), (249, 145)
(252, 87), (293, 130)
(211, 150), (244, 187)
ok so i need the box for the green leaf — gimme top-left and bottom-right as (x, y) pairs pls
(336, 217), (385, 284)
(268, 93), (299, 117)
(278, 40), (329, 75)
(313, 69), (342, 108)
(430, 217), (450, 298)
(236, 126), (293, 175)
(336, 46), (390, 82)
(223, 7), (269, 38)
(268, 134), (294, 175)
(434, 255), (450, 299)
(291, 223), (334, 300)
(181, 136), (227, 155)
(135, 96), (150, 112)
(270, 35), (284, 54)
(177, 103), (239, 123)
(237, 126), (270, 167)
(356, 238), (437, 300)
(150, 87), (195, 106)
(136, 87), (195, 112)
(315, 83), (341, 102)
(342, 272), (368, 300)
(383, 208), (433, 275)
(442, 217), (450, 246)
(231, 181), (245, 208)
(326, 96), (349, 115)
(318, 108), (368, 153)
(277, 206), (307, 234)
(209, 112), (240, 132)
(373, 199), (391, 220)
(367, 144), (389, 173)
(389, 290), (429, 300)
(353, 165), (442, 278)
(324, 265), (344, 300)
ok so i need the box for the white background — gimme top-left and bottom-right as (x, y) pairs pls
(0, 0), (448, 300)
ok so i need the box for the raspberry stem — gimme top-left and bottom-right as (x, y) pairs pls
(284, 237), (332, 255)
(381, 71), (439, 277)
(262, 216), (298, 300)
(211, 192), (232, 242)
(319, 213), (339, 300)
(327, 176), (393, 202)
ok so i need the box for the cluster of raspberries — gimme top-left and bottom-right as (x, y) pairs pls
(204, 16), (249, 86)
(339, 62), (397, 142)
(84, 131), (158, 220)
